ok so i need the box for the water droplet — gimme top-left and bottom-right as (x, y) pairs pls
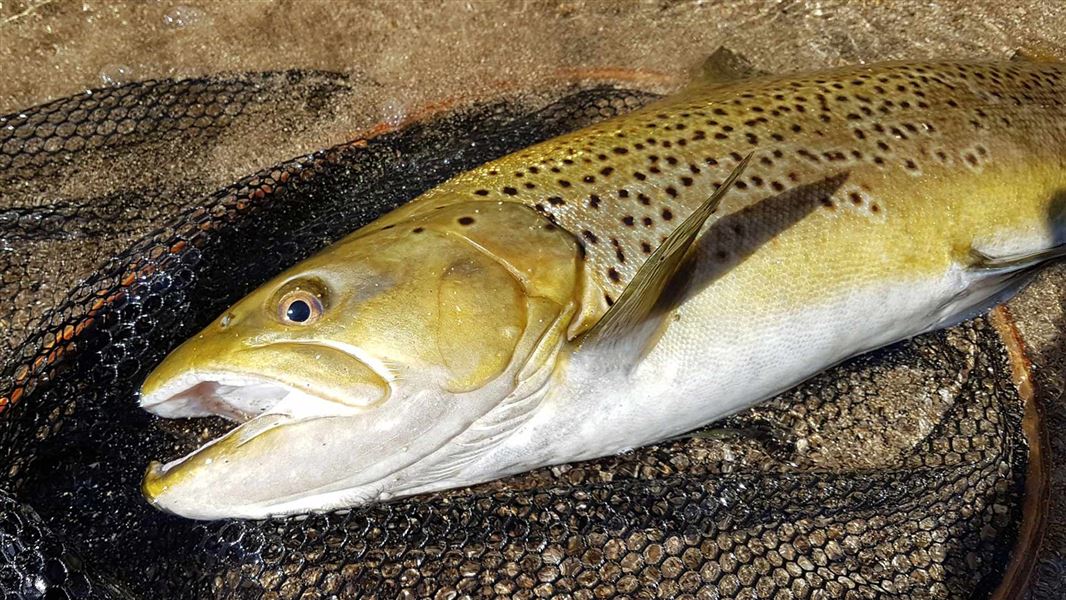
(162, 4), (206, 29)
(382, 97), (407, 127)
(99, 64), (134, 86)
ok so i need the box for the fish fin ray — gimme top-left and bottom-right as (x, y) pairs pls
(928, 244), (1065, 330)
(969, 244), (1066, 272)
(577, 154), (752, 355)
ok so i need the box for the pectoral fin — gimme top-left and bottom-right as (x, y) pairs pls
(577, 154), (752, 358)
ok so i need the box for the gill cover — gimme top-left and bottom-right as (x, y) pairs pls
(139, 200), (592, 519)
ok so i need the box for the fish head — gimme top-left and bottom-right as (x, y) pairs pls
(139, 201), (596, 519)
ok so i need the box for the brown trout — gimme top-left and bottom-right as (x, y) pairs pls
(138, 51), (1065, 519)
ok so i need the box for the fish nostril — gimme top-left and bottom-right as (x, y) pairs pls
(219, 312), (235, 329)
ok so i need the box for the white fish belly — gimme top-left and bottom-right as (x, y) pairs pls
(507, 263), (1021, 467)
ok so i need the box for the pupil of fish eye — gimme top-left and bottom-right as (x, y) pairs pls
(286, 299), (312, 323)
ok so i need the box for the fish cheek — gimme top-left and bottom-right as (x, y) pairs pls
(437, 256), (526, 393)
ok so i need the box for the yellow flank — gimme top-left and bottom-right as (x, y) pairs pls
(366, 59), (1066, 313)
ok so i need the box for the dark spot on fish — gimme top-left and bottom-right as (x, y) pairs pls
(641, 241), (653, 253)
(849, 192), (863, 205)
(607, 268), (622, 283)
(547, 196), (565, 206)
(642, 217), (654, 227)
(634, 171), (647, 181)
(502, 186), (518, 196)
(600, 166), (614, 176)
(474, 189), (489, 196)
(681, 176), (693, 187)
(613, 147), (629, 155)
(458, 216), (475, 226)
(622, 215), (635, 226)
(413, 227), (425, 233)
(662, 208), (674, 221)
(588, 194), (601, 209)
(524, 182), (536, 189)
(618, 189), (630, 198)
(582, 230), (598, 243)
(638, 193), (651, 205)
(605, 293), (615, 306)
(665, 186), (678, 198)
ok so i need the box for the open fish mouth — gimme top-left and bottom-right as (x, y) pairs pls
(139, 373), (330, 475)
(140, 372), (297, 423)
(139, 368), (377, 474)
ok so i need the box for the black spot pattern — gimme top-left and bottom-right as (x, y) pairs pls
(420, 60), (1066, 296)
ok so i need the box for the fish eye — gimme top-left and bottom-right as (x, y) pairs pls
(278, 290), (324, 325)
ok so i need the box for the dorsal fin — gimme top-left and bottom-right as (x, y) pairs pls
(577, 154), (752, 356)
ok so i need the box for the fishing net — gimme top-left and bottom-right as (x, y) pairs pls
(0, 73), (1034, 599)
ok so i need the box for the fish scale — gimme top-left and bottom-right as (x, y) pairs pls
(137, 56), (1066, 519)
(402, 59), (1066, 306)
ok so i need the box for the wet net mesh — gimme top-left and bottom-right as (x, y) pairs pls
(0, 74), (1030, 599)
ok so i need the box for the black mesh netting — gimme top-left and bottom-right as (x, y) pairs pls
(0, 74), (1033, 599)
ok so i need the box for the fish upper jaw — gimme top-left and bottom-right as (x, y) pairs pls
(141, 370), (291, 422)
(139, 369), (373, 422)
